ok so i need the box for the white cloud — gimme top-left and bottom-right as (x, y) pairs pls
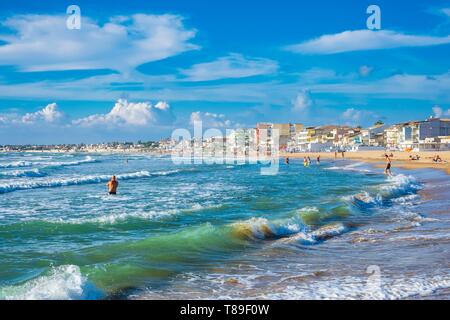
(154, 101), (170, 111)
(73, 99), (174, 127)
(189, 111), (234, 128)
(292, 90), (313, 112)
(21, 103), (64, 124)
(179, 54), (278, 81)
(0, 14), (198, 72)
(432, 105), (450, 118)
(309, 71), (450, 101)
(285, 30), (450, 54)
(359, 65), (373, 77)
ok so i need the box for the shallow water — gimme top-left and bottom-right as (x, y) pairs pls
(0, 152), (448, 300)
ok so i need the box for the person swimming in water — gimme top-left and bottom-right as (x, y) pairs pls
(317, 155), (320, 165)
(384, 155), (392, 176)
(107, 175), (119, 195)
(285, 157), (290, 164)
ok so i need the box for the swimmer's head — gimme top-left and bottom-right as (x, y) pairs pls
(112, 175), (116, 181)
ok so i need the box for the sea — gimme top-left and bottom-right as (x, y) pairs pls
(0, 152), (449, 300)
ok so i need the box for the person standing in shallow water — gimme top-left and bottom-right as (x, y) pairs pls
(107, 176), (119, 195)
(384, 155), (392, 176)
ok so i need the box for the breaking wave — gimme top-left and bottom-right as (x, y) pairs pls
(0, 265), (102, 300)
(0, 156), (97, 169)
(0, 161), (32, 168)
(230, 215), (348, 244)
(0, 171), (152, 194)
(0, 168), (46, 178)
(348, 174), (421, 207)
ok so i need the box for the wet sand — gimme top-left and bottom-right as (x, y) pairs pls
(283, 151), (450, 174)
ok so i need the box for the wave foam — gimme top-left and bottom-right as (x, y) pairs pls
(0, 161), (32, 168)
(0, 265), (102, 300)
(231, 215), (347, 244)
(0, 168), (45, 178)
(231, 217), (304, 240)
(0, 156), (97, 169)
(0, 170), (152, 194)
(326, 162), (371, 173)
(40, 156), (98, 168)
(347, 174), (421, 207)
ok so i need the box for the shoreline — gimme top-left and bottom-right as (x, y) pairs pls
(282, 151), (450, 175)
(2, 149), (449, 174)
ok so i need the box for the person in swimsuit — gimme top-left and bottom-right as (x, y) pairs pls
(303, 157), (309, 167)
(384, 155), (392, 176)
(285, 157), (290, 165)
(107, 175), (119, 195)
(316, 155), (320, 165)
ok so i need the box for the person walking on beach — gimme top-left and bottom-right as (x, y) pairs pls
(384, 155), (392, 176)
(107, 176), (119, 195)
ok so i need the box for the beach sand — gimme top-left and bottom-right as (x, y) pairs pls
(282, 150), (450, 174)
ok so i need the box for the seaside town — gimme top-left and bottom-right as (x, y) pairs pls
(2, 116), (449, 156)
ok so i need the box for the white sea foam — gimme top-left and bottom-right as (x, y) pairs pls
(50, 209), (179, 225)
(347, 174), (421, 207)
(0, 170), (153, 194)
(231, 217), (306, 240)
(380, 174), (421, 196)
(231, 215), (347, 244)
(326, 162), (371, 173)
(0, 161), (32, 168)
(0, 265), (102, 300)
(39, 156), (98, 168)
(0, 156), (97, 169)
(263, 273), (450, 300)
(0, 168), (45, 178)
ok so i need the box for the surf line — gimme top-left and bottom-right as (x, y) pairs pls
(180, 304), (215, 318)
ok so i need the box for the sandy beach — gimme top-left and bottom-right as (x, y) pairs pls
(283, 151), (450, 175)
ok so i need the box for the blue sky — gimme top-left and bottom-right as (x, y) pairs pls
(1, 0), (450, 144)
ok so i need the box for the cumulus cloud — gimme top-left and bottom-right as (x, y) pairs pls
(189, 111), (235, 128)
(285, 30), (450, 55)
(0, 14), (198, 72)
(179, 54), (278, 81)
(292, 90), (314, 112)
(73, 99), (174, 127)
(21, 103), (64, 124)
(432, 105), (450, 118)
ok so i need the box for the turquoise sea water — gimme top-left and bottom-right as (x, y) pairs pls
(0, 152), (449, 299)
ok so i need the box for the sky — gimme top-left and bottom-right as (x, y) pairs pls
(0, 0), (450, 144)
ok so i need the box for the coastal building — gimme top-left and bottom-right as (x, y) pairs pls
(367, 124), (388, 147)
(385, 125), (402, 150)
